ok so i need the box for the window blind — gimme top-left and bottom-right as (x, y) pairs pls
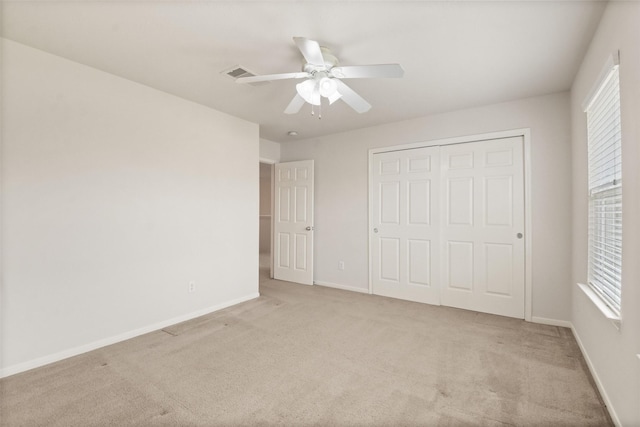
(586, 65), (622, 316)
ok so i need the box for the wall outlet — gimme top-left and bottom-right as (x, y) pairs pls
(338, 261), (345, 271)
(188, 281), (196, 293)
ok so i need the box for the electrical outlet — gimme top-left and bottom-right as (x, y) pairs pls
(188, 281), (196, 293)
(338, 261), (345, 271)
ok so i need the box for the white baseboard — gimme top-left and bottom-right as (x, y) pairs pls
(571, 324), (621, 427)
(530, 316), (573, 328)
(314, 281), (369, 294)
(0, 292), (260, 379)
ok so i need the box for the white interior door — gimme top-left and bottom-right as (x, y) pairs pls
(440, 137), (525, 318)
(371, 147), (441, 305)
(273, 160), (314, 285)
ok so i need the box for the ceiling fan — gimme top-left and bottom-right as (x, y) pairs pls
(236, 37), (404, 115)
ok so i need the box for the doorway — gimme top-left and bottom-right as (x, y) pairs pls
(261, 160), (316, 286)
(259, 162), (273, 281)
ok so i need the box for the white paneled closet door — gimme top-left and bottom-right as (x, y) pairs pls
(439, 137), (525, 318)
(371, 147), (441, 305)
(370, 136), (525, 319)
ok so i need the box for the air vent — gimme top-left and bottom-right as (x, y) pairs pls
(222, 66), (270, 86)
(227, 67), (252, 78)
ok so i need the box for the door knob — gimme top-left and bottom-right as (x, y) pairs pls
(373, 228), (379, 233)
(306, 226), (314, 231)
(517, 233), (523, 239)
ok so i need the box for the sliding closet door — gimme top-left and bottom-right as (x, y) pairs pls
(370, 137), (525, 318)
(371, 147), (441, 305)
(439, 137), (525, 318)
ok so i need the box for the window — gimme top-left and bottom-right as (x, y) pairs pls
(584, 54), (622, 317)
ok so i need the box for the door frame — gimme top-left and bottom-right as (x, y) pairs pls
(367, 128), (533, 321)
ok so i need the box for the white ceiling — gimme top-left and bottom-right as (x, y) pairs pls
(2, 1), (606, 142)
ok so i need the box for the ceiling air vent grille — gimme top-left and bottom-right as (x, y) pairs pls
(222, 66), (269, 86)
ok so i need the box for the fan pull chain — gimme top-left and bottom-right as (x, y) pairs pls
(309, 102), (322, 119)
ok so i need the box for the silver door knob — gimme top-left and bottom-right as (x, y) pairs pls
(306, 226), (314, 231)
(517, 233), (523, 239)
(374, 228), (379, 233)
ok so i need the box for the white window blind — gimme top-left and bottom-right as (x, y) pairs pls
(585, 62), (622, 317)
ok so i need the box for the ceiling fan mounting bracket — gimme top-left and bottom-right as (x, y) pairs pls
(320, 47), (339, 68)
(302, 47), (339, 74)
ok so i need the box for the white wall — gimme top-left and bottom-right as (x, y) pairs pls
(259, 138), (281, 163)
(1, 40), (260, 375)
(280, 92), (572, 321)
(570, 2), (640, 425)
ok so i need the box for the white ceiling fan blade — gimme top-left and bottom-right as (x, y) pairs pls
(293, 37), (325, 66)
(284, 94), (306, 115)
(331, 64), (404, 79)
(236, 72), (309, 84)
(328, 91), (342, 105)
(334, 79), (371, 113)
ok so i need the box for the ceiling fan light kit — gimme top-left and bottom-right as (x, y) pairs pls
(236, 37), (404, 116)
(296, 74), (341, 105)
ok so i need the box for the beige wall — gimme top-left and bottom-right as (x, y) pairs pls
(1, 40), (260, 375)
(570, 2), (640, 424)
(258, 139), (278, 255)
(280, 92), (572, 322)
(259, 163), (272, 254)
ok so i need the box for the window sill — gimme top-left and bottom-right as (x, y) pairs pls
(577, 283), (621, 330)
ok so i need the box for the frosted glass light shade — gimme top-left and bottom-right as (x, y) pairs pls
(296, 79), (320, 105)
(319, 77), (338, 98)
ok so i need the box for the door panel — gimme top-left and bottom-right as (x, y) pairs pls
(409, 180), (430, 224)
(372, 147), (441, 305)
(295, 187), (307, 222)
(440, 137), (524, 318)
(447, 178), (474, 225)
(279, 187), (291, 222)
(447, 240), (474, 291)
(380, 238), (400, 281)
(448, 152), (474, 169)
(485, 176), (513, 226)
(274, 160), (314, 285)
(380, 182), (400, 224)
(278, 233), (290, 268)
(485, 243), (513, 296)
(408, 239), (430, 285)
(294, 233), (307, 270)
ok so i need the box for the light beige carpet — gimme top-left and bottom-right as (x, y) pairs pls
(0, 272), (612, 426)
